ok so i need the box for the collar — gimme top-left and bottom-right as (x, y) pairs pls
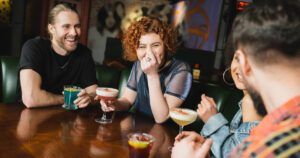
(250, 95), (300, 136)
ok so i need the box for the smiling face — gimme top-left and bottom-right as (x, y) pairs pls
(136, 33), (165, 66)
(231, 53), (246, 90)
(48, 11), (81, 55)
(235, 49), (267, 116)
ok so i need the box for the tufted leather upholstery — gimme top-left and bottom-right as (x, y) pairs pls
(0, 56), (19, 103)
(95, 65), (120, 89)
(0, 56), (241, 130)
(0, 56), (132, 104)
(118, 68), (130, 97)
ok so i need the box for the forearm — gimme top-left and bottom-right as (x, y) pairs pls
(85, 84), (97, 105)
(20, 69), (63, 108)
(201, 113), (231, 158)
(147, 75), (170, 123)
(22, 89), (64, 108)
(115, 97), (132, 111)
(201, 113), (254, 158)
(208, 122), (257, 158)
(207, 126), (238, 158)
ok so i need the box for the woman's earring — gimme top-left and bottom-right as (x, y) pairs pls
(223, 67), (235, 86)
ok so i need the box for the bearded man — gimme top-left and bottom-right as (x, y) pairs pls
(19, 4), (97, 108)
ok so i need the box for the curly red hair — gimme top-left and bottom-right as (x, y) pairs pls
(122, 16), (178, 61)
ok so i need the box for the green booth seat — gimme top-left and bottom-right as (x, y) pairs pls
(182, 81), (243, 132)
(118, 68), (136, 112)
(118, 68), (130, 97)
(95, 66), (134, 111)
(0, 56), (20, 103)
(221, 87), (243, 121)
(95, 65), (120, 89)
(0, 56), (132, 105)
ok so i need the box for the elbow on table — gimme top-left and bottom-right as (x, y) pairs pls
(154, 117), (168, 124)
(22, 95), (39, 108)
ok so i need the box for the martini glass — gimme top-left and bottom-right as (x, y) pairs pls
(169, 108), (198, 134)
(168, 108), (197, 151)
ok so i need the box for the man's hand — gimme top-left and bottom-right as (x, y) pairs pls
(74, 89), (92, 108)
(175, 131), (205, 143)
(197, 94), (218, 123)
(172, 131), (212, 158)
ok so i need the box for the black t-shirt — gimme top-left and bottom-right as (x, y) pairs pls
(19, 36), (97, 95)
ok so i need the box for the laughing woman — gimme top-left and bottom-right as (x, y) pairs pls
(99, 17), (192, 123)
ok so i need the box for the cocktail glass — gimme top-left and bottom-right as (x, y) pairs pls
(127, 133), (155, 158)
(95, 87), (119, 124)
(168, 108), (198, 151)
(62, 85), (81, 110)
(169, 108), (198, 134)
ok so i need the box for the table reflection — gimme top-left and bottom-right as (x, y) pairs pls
(16, 108), (64, 141)
(0, 104), (176, 158)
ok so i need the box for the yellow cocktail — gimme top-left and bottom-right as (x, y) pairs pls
(169, 108), (197, 133)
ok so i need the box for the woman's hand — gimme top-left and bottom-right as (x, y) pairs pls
(94, 96), (117, 112)
(140, 51), (162, 76)
(197, 94), (218, 123)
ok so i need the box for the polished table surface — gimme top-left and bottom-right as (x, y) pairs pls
(0, 103), (177, 158)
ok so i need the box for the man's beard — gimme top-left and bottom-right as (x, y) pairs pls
(246, 84), (267, 116)
(240, 70), (267, 116)
(55, 35), (78, 53)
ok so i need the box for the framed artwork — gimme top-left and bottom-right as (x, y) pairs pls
(173, 0), (224, 52)
(87, 0), (173, 64)
(41, 0), (90, 45)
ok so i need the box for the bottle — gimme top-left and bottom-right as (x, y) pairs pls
(193, 63), (201, 81)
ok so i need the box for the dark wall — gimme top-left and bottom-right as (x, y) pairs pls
(24, 0), (44, 41)
(0, 26), (11, 55)
(0, 0), (45, 56)
(10, 0), (26, 56)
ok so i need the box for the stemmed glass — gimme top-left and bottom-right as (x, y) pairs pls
(168, 108), (198, 150)
(94, 87), (119, 124)
(170, 108), (198, 134)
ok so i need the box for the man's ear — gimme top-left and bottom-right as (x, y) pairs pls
(48, 24), (54, 34)
(235, 49), (251, 76)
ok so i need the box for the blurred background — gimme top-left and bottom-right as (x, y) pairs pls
(0, 0), (253, 83)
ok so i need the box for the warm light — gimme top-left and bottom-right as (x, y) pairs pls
(121, 5), (143, 31)
(172, 1), (187, 27)
(0, 0), (11, 24)
(236, 1), (251, 12)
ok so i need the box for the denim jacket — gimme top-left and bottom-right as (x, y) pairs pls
(200, 100), (259, 158)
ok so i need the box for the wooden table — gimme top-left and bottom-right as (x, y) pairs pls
(0, 104), (177, 158)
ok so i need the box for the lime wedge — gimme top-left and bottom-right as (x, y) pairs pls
(128, 140), (149, 149)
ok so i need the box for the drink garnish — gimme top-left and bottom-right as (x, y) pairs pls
(173, 108), (189, 115)
(128, 134), (152, 149)
(128, 140), (150, 149)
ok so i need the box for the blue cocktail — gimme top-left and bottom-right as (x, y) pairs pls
(63, 85), (81, 110)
